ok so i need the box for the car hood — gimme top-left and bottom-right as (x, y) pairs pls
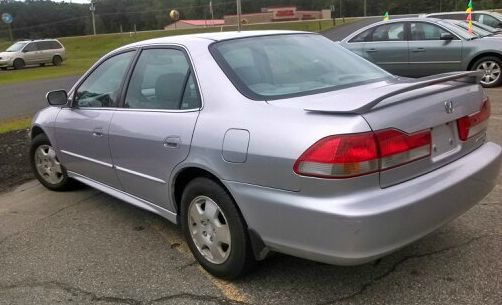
(0, 52), (14, 58)
(267, 72), (481, 114)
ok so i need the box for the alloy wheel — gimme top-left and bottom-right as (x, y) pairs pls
(34, 144), (64, 185)
(188, 195), (231, 264)
(477, 60), (501, 86)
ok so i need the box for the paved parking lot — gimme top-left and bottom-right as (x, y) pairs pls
(0, 89), (501, 305)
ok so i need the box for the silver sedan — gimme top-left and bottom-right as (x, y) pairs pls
(30, 31), (501, 279)
(340, 18), (502, 87)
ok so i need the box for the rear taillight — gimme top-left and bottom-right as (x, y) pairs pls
(457, 98), (491, 141)
(375, 129), (431, 170)
(293, 133), (379, 178)
(294, 129), (431, 178)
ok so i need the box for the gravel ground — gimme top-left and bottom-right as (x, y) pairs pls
(0, 129), (32, 193)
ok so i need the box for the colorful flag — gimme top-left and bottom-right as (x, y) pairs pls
(383, 11), (389, 21)
(466, 0), (473, 32)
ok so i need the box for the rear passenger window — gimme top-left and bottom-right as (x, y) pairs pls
(410, 22), (455, 40)
(124, 48), (201, 110)
(36, 42), (51, 50)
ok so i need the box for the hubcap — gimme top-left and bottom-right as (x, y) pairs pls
(188, 196), (231, 264)
(34, 145), (64, 185)
(477, 61), (501, 85)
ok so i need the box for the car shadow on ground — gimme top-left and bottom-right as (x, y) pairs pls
(94, 189), (482, 304)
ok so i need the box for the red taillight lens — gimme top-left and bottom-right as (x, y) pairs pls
(294, 129), (432, 178)
(375, 129), (431, 170)
(293, 132), (379, 178)
(457, 98), (491, 141)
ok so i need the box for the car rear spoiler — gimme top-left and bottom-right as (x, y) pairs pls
(305, 71), (482, 114)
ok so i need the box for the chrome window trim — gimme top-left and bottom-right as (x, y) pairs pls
(124, 43), (204, 112)
(115, 108), (200, 113)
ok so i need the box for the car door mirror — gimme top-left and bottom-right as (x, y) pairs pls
(440, 33), (455, 40)
(46, 90), (68, 106)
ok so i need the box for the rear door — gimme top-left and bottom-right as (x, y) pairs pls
(36, 42), (52, 63)
(109, 47), (201, 210)
(55, 50), (136, 188)
(362, 22), (409, 76)
(408, 21), (463, 77)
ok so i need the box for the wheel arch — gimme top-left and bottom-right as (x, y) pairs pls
(467, 52), (502, 70)
(171, 165), (268, 260)
(30, 125), (46, 139)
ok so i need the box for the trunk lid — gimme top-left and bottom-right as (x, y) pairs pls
(270, 72), (488, 187)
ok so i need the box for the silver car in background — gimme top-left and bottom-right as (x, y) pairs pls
(340, 18), (502, 87)
(0, 39), (66, 70)
(425, 10), (502, 29)
(30, 31), (501, 279)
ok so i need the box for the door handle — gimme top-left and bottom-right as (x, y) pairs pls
(92, 128), (104, 137)
(412, 48), (426, 52)
(366, 48), (377, 53)
(164, 136), (181, 149)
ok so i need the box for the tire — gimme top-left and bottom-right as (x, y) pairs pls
(472, 56), (502, 88)
(13, 58), (25, 70)
(30, 133), (75, 191)
(52, 55), (62, 66)
(0, 67), (6, 70)
(181, 177), (255, 279)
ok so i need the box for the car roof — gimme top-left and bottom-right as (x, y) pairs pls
(120, 30), (310, 49)
(425, 10), (495, 16)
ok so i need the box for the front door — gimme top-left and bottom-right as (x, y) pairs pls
(22, 42), (42, 65)
(109, 47), (201, 210)
(54, 51), (136, 188)
(362, 22), (409, 76)
(408, 22), (463, 77)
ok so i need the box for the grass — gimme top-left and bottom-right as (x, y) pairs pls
(0, 116), (32, 134)
(0, 19), (355, 86)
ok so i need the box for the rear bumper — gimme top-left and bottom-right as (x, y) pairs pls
(224, 142), (501, 265)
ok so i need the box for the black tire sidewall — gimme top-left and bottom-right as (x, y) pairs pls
(473, 56), (502, 88)
(53, 56), (62, 66)
(13, 59), (24, 70)
(180, 177), (253, 279)
(30, 134), (72, 191)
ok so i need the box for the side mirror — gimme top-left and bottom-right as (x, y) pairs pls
(440, 32), (454, 40)
(46, 90), (68, 106)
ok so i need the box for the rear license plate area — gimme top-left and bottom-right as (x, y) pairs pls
(431, 122), (460, 161)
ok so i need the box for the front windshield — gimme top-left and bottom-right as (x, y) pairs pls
(6, 42), (28, 52)
(492, 11), (502, 20)
(438, 20), (478, 39)
(211, 34), (389, 100)
(473, 21), (498, 33)
(449, 20), (493, 36)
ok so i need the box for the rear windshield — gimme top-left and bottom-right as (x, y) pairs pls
(210, 34), (389, 100)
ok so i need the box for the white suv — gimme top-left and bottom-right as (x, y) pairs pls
(0, 39), (66, 70)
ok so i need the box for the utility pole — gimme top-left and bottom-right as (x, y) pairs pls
(209, 1), (214, 26)
(89, 2), (96, 35)
(236, 0), (242, 31)
(364, 0), (367, 17)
